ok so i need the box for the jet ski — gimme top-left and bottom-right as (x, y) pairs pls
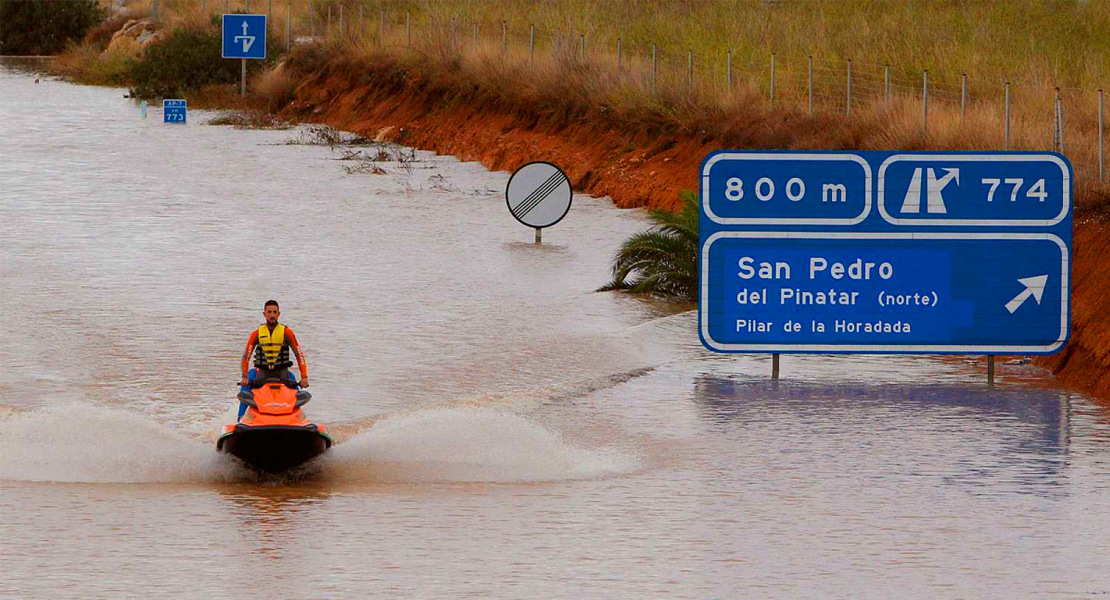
(216, 377), (332, 473)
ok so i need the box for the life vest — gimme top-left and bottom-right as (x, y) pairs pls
(254, 324), (293, 370)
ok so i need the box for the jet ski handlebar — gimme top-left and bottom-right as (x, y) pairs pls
(236, 388), (312, 408)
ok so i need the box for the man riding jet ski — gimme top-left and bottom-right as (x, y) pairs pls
(217, 300), (331, 473)
(238, 299), (309, 415)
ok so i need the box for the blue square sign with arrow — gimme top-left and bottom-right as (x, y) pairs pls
(222, 14), (266, 60)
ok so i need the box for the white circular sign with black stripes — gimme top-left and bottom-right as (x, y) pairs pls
(505, 162), (573, 229)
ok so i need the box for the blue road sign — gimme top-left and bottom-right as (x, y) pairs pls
(163, 99), (186, 123)
(699, 151), (1072, 354)
(222, 14), (266, 60)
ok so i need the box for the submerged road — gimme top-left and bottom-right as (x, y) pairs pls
(2, 62), (1109, 598)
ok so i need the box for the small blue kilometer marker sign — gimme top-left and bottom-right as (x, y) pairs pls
(221, 14), (267, 60)
(163, 99), (186, 123)
(699, 151), (1072, 355)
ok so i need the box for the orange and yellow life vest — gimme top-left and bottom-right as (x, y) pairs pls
(256, 324), (290, 369)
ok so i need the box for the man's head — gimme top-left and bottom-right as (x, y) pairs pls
(263, 300), (280, 326)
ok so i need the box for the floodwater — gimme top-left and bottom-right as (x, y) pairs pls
(2, 62), (1109, 599)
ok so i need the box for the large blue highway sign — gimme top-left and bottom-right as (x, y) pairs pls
(222, 14), (266, 60)
(699, 151), (1071, 354)
(163, 99), (186, 123)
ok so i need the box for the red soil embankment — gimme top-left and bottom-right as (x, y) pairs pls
(1033, 217), (1110, 401)
(281, 61), (1110, 404)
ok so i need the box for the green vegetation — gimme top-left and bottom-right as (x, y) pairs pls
(0, 0), (103, 55)
(599, 191), (699, 302)
(129, 25), (240, 98)
(329, 0), (1109, 93)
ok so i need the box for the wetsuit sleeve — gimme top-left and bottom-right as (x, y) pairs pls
(241, 330), (258, 378)
(285, 327), (309, 379)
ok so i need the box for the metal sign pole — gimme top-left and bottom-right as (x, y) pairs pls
(241, 58), (246, 96)
(987, 355), (995, 386)
(772, 354), (780, 380)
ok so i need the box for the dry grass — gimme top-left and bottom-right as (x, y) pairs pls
(59, 0), (1110, 209)
(283, 18), (1109, 209)
(207, 110), (291, 128)
(251, 60), (299, 109)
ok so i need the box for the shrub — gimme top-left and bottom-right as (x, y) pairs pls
(598, 190), (699, 302)
(129, 24), (271, 98)
(0, 0), (103, 55)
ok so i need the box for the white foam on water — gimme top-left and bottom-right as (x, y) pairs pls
(0, 403), (245, 483)
(323, 406), (640, 483)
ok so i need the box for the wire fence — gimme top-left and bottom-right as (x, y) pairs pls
(144, 0), (1107, 199)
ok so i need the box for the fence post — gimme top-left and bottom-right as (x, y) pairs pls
(502, 21), (507, 55)
(286, 0), (291, 50)
(884, 63), (889, 101)
(1004, 82), (1011, 150)
(1099, 89), (1105, 183)
(808, 55), (813, 114)
(688, 48), (694, 89)
(580, 34), (586, 59)
(846, 59), (853, 117)
(727, 50), (732, 91)
(407, 12), (411, 46)
(923, 70), (929, 134)
(961, 74), (967, 122)
(618, 38), (623, 74)
(451, 17), (456, 46)
(1056, 88), (1065, 154)
(529, 23), (535, 63)
(1053, 88), (1060, 152)
(652, 44), (657, 94)
(770, 52), (776, 106)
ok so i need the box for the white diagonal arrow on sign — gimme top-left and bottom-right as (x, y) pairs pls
(1004, 274), (1048, 314)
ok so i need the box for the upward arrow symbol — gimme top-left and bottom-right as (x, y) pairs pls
(242, 21), (249, 35)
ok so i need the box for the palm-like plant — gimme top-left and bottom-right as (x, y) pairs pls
(598, 190), (699, 301)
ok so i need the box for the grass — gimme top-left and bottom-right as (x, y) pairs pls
(52, 0), (1110, 209)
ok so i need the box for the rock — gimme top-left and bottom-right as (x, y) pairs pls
(105, 18), (164, 56)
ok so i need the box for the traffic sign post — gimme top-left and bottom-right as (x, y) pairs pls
(698, 151), (1072, 381)
(222, 14), (267, 96)
(163, 99), (186, 123)
(505, 162), (574, 244)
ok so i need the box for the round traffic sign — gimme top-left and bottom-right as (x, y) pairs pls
(505, 162), (573, 229)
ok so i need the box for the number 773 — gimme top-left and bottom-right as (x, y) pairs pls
(982, 178), (1047, 202)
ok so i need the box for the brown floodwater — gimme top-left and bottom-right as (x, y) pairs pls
(2, 62), (1109, 599)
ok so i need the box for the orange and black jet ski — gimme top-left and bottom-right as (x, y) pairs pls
(217, 378), (332, 473)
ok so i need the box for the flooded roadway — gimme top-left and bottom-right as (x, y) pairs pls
(2, 62), (1109, 598)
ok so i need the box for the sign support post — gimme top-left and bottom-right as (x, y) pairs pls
(987, 355), (995, 386)
(222, 13), (267, 97)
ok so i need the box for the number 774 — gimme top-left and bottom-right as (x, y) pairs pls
(982, 178), (1047, 202)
